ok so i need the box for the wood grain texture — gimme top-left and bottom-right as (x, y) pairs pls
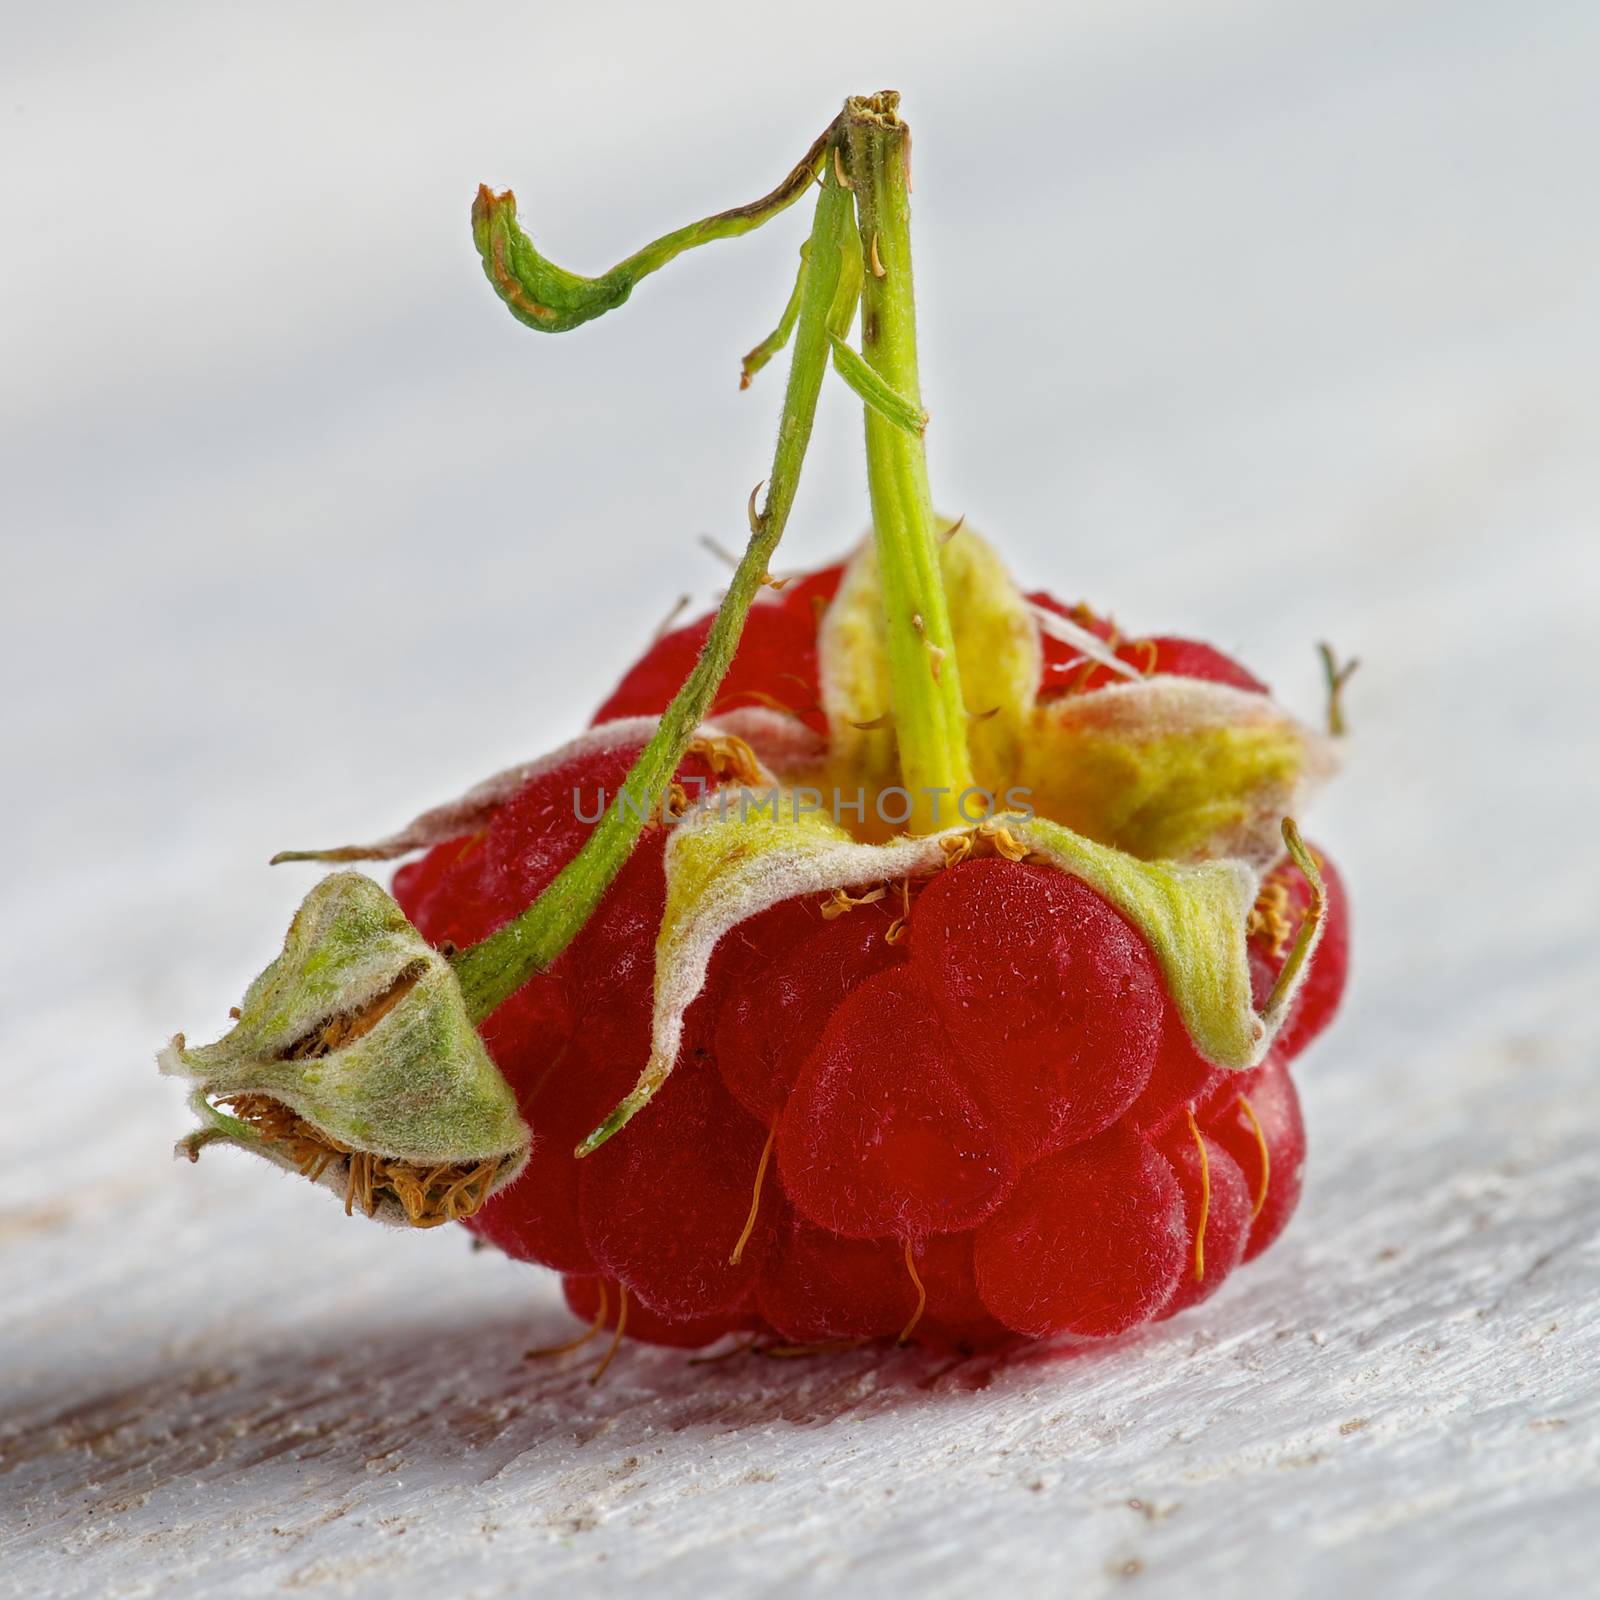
(5, 1023), (1598, 1600)
(3, 1), (1598, 1595)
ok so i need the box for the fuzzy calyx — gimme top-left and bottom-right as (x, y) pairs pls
(161, 872), (529, 1226)
(821, 527), (1333, 863)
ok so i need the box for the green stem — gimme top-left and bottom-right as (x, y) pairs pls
(843, 93), (973, 832)
(474, 121), (835, 335)
(740, 243), (808, 388)
(452, 162), (859, 1024)
(828, 333), (927, 436)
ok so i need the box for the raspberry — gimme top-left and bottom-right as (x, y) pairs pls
(777, 967), (1016, 1239)
(973, 1125), (1187, 1339)
(171, 100), (1348, 1375)
(1202, 1053), (1306, 1261)
(909, 858), (1163, 1161)
(578, 1045), (777, 1319)
(380, 559), (1334, 1351)
(374, 560), (1337, 1353)
(1153, 1115), (1252, 1319)
(711, 892), (905, 1120)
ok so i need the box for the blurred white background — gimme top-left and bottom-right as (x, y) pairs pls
(3, 2), (1598, 1593)
(3, 0), (1597, 1058)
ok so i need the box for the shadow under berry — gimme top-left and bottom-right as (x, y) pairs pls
(0, 1307), (1104, 1506)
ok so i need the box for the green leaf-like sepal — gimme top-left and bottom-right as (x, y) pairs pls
(578, 802), (1319, 1155)
(161, 873), (528, 1227)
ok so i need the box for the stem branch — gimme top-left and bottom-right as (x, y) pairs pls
(452, 162), (859, 1023)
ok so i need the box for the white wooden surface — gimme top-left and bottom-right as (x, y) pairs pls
(3, 3), (1598, 1595)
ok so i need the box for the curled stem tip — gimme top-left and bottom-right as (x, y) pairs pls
(474, 120), (837, 335)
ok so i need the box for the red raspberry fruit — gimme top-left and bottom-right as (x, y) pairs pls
(171, 106), (1347, 1379)
(578, 1039), (778, 1320)
(383, 556), (1337, 1358)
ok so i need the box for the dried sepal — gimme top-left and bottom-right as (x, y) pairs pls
(819, 526), (1334, 865)
(1020, 678), (1335, 869)
(161, 872), (528, 1226)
